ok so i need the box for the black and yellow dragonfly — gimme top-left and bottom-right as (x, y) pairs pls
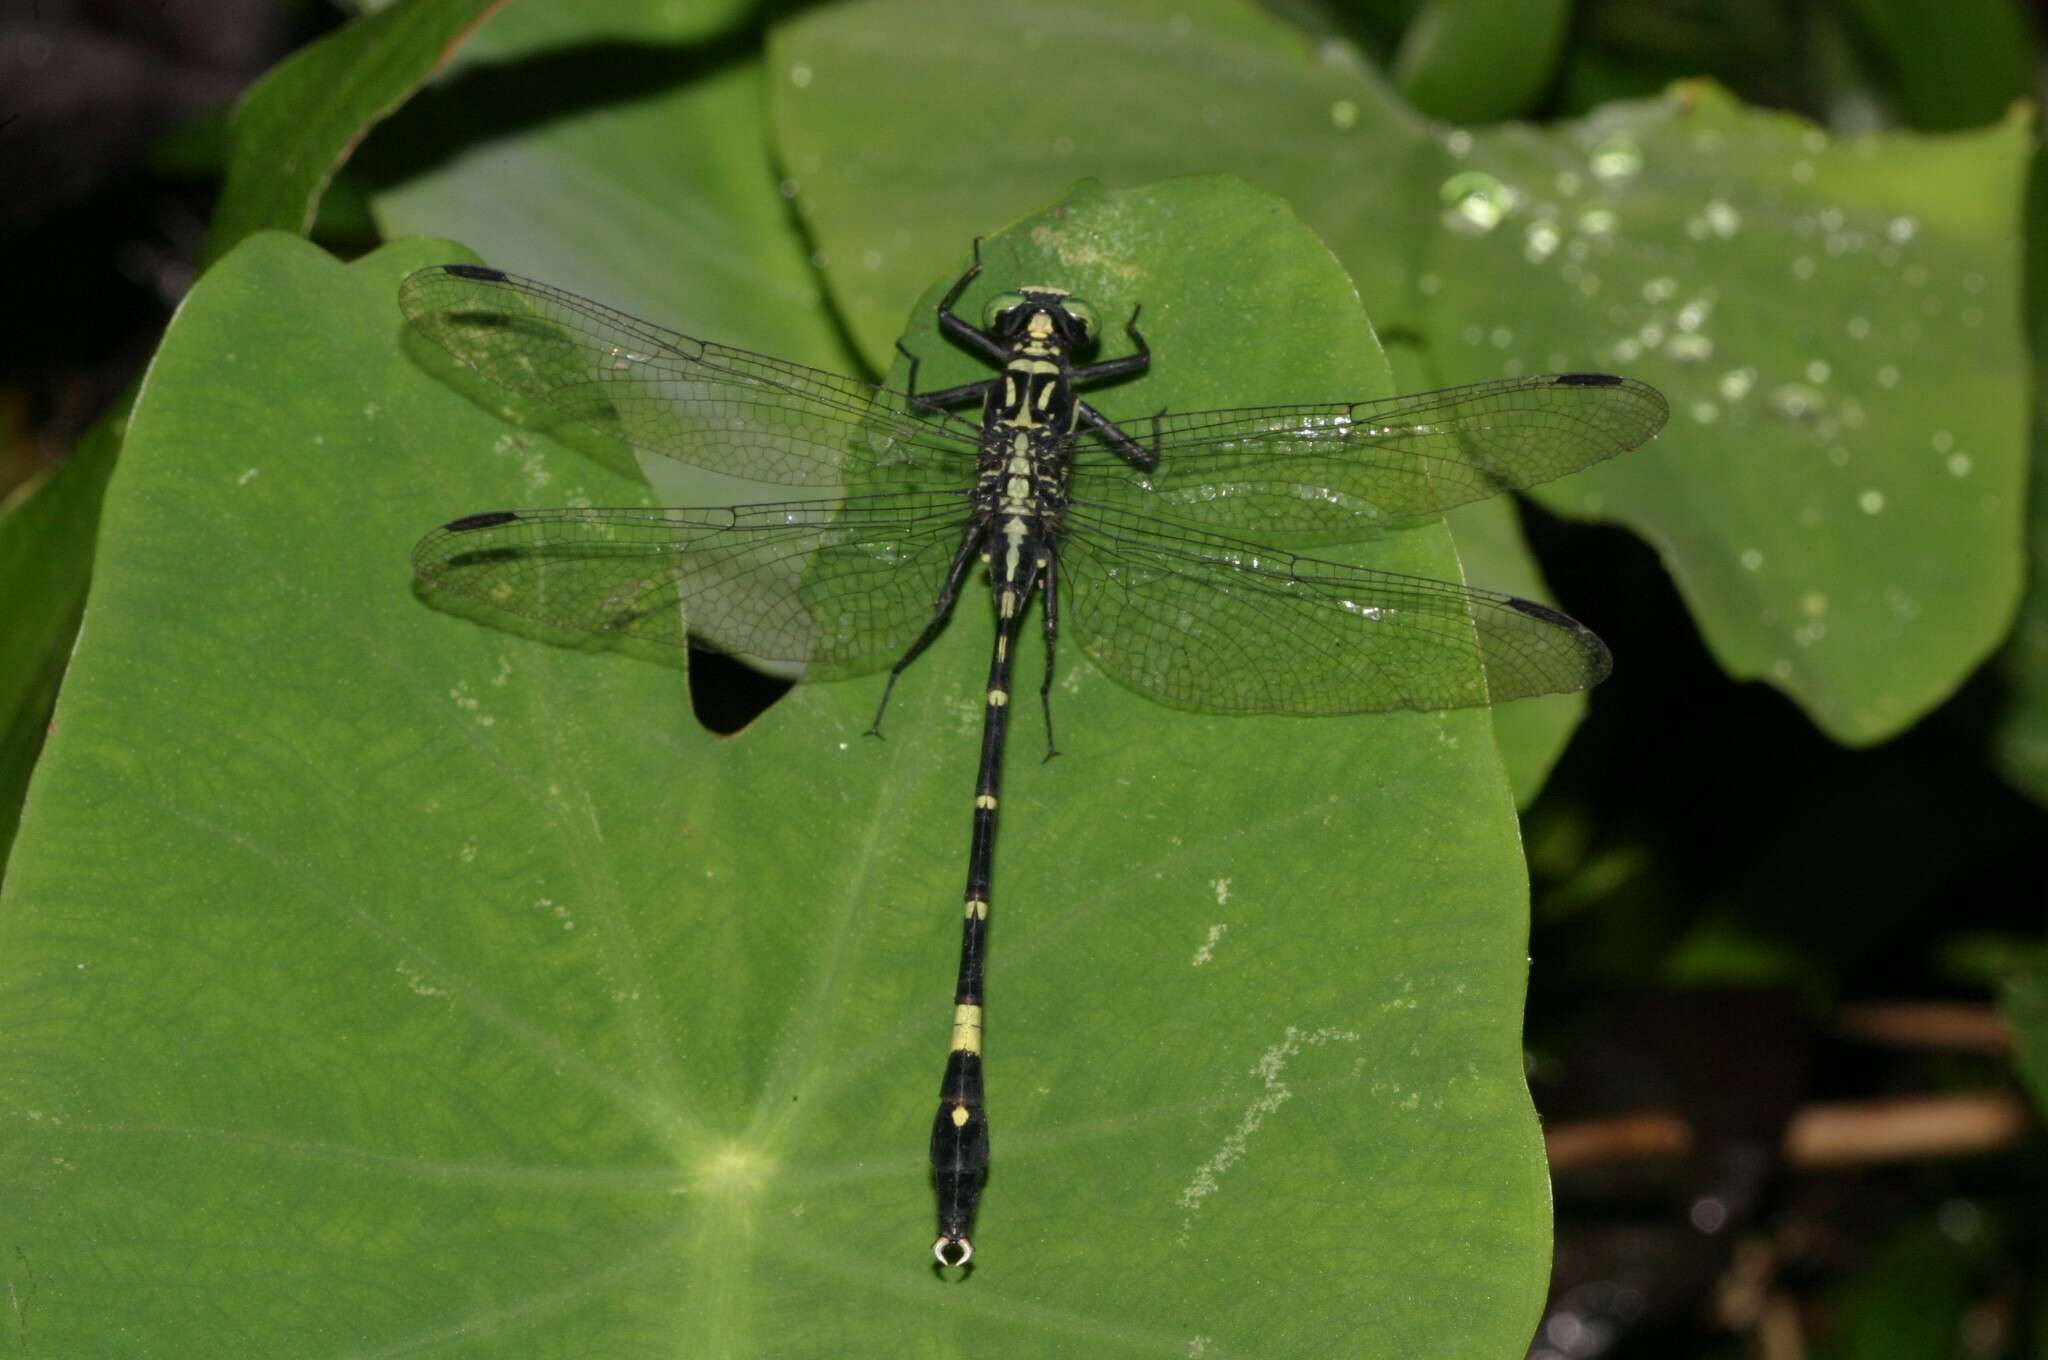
(400, 248), (1666, 1268)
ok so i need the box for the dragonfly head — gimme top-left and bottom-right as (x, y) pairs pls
(983, 287), (1100, 351)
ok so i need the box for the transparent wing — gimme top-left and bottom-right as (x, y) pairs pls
(1074, 373), (1667, 544)
(400, 265), (983, 489)
(411, 493), (975, 678)
(1060, 503), (1609, 715)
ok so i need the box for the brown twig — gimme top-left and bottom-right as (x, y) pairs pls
(1544, 1110), (1691, 1171)
(1546, 1092), (2033, 1173)
(1835, 1002), (2011, 1054)
(1783, 1093), (2030, 1167)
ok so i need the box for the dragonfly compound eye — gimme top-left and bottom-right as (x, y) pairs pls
(1061, 299), (1099, 346)
(981, 291), (1029, 332)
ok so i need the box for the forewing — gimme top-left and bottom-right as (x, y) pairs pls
(411, 493), (975, 678)
(1073, 374), (1667, 544)
(1060, 504), (1610, 715)
(400, 265), (981, 489)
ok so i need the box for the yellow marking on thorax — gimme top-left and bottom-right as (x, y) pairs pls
(1003, 436), (1032, 503)
(999, 518), (1028, 581)
(950, 1003), (984, 1055)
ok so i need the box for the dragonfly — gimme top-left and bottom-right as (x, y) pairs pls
(400, 247), (1668, 1268)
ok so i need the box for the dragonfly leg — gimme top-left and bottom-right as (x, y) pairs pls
(895, 338), (927, 404)
(1071, 302), (1149, 384)
(1077, 401), (1157, 471)
(868, 518), (988, 738)
(897, 339), (997, 417)
(937, 241), (1008, 365)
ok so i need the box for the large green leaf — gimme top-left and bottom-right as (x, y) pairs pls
(771, 0), (2031, 747)
(40, 0), (519, 881)
(1429, 87), (2029, 745)
(1, 180), (1550, 1355)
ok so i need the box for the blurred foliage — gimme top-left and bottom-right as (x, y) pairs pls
(1, 0), (2045, 1356)
(1392, 0), (1573, 123)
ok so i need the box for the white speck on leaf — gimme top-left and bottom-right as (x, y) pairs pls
(1175, 1026), (1360, 1231)
(396, 961), (446, 998)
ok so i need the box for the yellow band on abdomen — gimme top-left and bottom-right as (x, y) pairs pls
(949, 1003), (984, 1055)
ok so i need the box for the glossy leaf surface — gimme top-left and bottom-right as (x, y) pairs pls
(1, 179), (1550, 1356)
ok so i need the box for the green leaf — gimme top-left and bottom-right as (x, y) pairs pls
(1392, 0), (1571, 124)
(0, 419), (119, 876)
(771, 0), (2032, 747)
(1808, 1217), (1986, 1360)
(1429, 86), (2030, 746)
(770, 0), (1427, 361)
(1839, 0), (2033, 132)
(1993, 145), (2048, 806)
(205, 0), (513, 266)
(364, 3), (836, 372)
(0, 179), (1549, 1354)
